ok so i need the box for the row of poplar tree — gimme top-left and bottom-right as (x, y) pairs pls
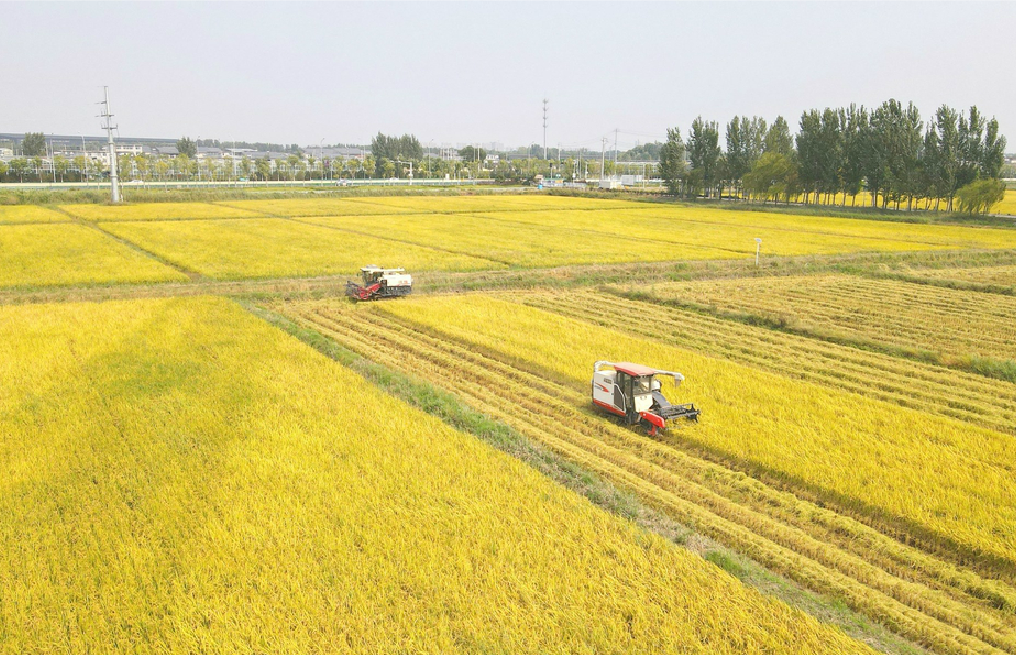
(658, 99), (1007, 211)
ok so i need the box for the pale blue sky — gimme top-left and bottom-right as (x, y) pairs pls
(2, 2), (1013, 150)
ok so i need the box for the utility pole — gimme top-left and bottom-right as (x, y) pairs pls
(99, 86), (120, 203)
(600, 137), (607, 184)
(542, 98), (548, 161)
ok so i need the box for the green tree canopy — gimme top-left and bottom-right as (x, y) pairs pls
(22, 132), (46, 157)
(659, 127), (685, 195)
(176, 137), (197, 158)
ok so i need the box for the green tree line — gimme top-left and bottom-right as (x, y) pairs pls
(661, 99), (1007, 213)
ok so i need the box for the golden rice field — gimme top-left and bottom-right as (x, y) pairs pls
(375, 294), (1016, 570)
(0, 204), (68, 223)
(9, 192), (1016, 654)
(11, 194), (1006, 287)
(484, 208), (947, 256)
(0, 296), (872, 654)
(629, 275), (1016, 364)
(339, 193), (637, 212)
(997, 188), (1016, 216)
(219, 196), (420, 217)
(628, 203), (1016, 250)
(61, 201), (264, 221)
(522, 289), (1016, 436)
(0, 224), (187, 287)
(286, 296), (1016, 655)
(100, 217), (502, 279)
(915, 265), (1016, 287)
(304, 212), (735, 266)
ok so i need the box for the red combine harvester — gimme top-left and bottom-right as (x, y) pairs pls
(591, 361), (701, 435)
(345, 265), (413, 301)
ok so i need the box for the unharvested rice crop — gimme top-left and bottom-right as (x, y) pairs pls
(0, 296), (870, 654)
(345, 193), (635, 213)
(304, 213), (735, 266)
(0, 224), (187, 287)
(61, 201), (264, 221)
(631, 203), (1016, 250)
(633, 274), (1016, 363)
(997, 188), (1016, 216)
(101, 217), (503, 279)
(916, 265), (1016, 287)
(0, 205), (68, 223)
(378, 294), (1016, 568)
(219, 197), (419, 217)
(483, 208), (943, 256)
(289, 298), (1016, 655)
(523, 289), (1016, 436)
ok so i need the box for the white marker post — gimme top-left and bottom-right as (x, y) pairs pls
(754, 238), (762, 266)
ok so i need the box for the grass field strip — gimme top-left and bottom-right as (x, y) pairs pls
(284, 299), (1016, 655)
(520, 289), (1016, 436)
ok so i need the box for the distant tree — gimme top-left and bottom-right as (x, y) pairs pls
(371, 132), (423, 176)
(687, 117), (721, 197)
(117, 154), (133, 181)
(176, 137), (197, 158)
(22, 132), (46, 157)
(459, 145), (487, 163)
(9, 158), (28, 182)
(659, 127), (685, 195)
(254, 157), (270, 181)
(764, 117), (794, 156)
(795, 109), (823, 203)
(621, 141), (663, 161)
(957, 106), (984, 189)
(73, 155), (88, 182)
(981, 115), (1007, 179)
(725, 118), (747, 194)
(0, 160), (7, 181)
(840, 105), (868, 206)
(175, 153), (191, 180)
(743, 152), (798, 204)
(956, 179), (1006, 214)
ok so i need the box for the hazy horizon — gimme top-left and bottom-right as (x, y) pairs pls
(2, 2), (1013, 151)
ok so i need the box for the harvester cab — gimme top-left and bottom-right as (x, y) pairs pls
(345, 265), (413, 301)
(591, 361), (700, 435)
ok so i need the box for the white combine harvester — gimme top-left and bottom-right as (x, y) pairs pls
(591, 361), (701, 435)
(345, 265), (413, 301)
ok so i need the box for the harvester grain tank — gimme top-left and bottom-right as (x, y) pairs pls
(591, 361), (700, 435)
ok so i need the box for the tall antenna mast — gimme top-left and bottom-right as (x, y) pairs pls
(99, 86), (120, 203)
(542, 98), (549, 160)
